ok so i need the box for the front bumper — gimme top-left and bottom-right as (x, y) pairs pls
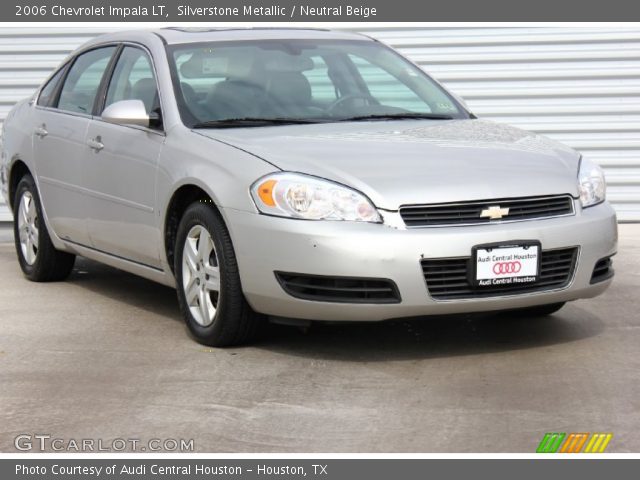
(224, 201), (617, 321)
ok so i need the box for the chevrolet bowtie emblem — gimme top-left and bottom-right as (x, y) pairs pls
(480, 205), (510, 219)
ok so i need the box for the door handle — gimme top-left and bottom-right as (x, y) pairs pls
(34, 126), (48, 138)
(87, 136), (104, 152)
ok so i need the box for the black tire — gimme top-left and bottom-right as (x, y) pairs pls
(174, 201), (263, 347)
(516, 302), (566, 317)
(13, 174), (75, 282)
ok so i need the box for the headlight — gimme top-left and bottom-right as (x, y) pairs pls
(251, 172), (381, 222)
(578, 157), (606, 208)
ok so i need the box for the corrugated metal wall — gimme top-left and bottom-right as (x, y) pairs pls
(1, 27), (639, 221)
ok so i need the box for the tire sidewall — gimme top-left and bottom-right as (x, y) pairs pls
(13, 176), (44, 277)
(174, 203), (234, 341)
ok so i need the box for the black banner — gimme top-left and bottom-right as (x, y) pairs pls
(5, 0), (640, 22)
(3, 459), (640, 480)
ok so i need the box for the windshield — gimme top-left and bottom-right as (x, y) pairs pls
(167, 39), (469, 127)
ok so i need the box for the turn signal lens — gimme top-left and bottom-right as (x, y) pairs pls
(257, 179), (277, 207)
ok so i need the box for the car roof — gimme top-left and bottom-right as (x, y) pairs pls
(156, 27), (370, 44)
(82, 28), (372, 49)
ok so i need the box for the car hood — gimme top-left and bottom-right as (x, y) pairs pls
(197, 119), (581, 210)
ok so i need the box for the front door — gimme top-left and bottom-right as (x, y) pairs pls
(83, 46), (164, 268)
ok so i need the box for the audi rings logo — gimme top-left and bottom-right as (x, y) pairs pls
(493, 261), (522, 275)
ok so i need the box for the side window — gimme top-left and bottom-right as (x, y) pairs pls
(37, 67), (66, 107)
(348, 54), (432, 113)
(57, 47), (116, 115)
(302, 56), (337, 103)
(105, 46), (160, 117)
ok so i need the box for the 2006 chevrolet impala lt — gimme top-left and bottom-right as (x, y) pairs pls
(0, 28), (617, 346)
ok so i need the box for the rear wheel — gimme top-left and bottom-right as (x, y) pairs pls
(516, 302), (566, 317)
(13, 174), (75, 281)
(174, 202), (263, 346)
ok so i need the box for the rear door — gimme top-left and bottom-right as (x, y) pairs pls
(83, 45), (164, 268)
(33, 46), (117, 245)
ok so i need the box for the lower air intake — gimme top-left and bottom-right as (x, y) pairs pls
(591, 256), (614, 284)
(422, 247), (579, 300)
(275, 272), (401, 304)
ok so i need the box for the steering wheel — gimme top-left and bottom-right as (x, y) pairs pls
(327, 93), (377, 114)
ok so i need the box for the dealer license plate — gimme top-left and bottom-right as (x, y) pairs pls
(473, 243), (540, 287)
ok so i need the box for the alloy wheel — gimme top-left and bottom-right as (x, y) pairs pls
(181, 225), (220, 326)
(17, 191), (39, 265)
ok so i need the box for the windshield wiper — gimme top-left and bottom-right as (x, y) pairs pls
(192, 118), (322, 128)
(192, 114), (455, 128)
(339, 113), (455, 122)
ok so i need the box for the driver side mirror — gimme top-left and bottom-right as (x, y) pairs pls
(101, 99), (150, 128)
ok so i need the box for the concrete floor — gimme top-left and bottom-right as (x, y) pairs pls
(0, 223), (638, 453)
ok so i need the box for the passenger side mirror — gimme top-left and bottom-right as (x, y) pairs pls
(101, 99), (150, 128)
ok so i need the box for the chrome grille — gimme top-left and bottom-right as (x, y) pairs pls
(400, 195), (575, 227)
(421, 247), (578, 300)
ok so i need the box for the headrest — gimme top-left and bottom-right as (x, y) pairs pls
(132, 77), (156, 91)
(268, 71), (312, 104)
(131, 78), (158, 112)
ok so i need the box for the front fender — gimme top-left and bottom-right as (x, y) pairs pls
(156, 125), (280, 269)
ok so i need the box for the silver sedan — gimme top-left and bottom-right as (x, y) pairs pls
(0, 28), (617, 346)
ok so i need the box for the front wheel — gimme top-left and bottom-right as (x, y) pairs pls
(13, 174), (75, 282)
(174, 202), (263, 346)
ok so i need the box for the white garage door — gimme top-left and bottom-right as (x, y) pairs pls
(1, 27), (639, 221)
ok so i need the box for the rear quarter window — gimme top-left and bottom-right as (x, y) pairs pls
(37, 67), (66, 107)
